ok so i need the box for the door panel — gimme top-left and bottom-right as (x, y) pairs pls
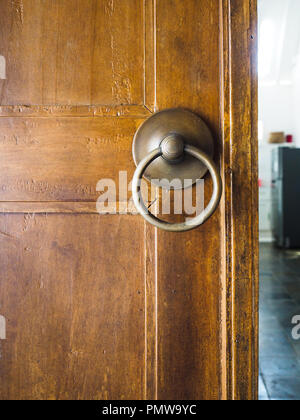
(0, 116), (144, 201)
(0, 214), (145, 400)
(0, 0), (144, 105)
(157, 220), (222, 400)
(0, 0), (258, 400)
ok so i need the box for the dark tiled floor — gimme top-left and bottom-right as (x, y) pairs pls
(259, 243), (300, 400)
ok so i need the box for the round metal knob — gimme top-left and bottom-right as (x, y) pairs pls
(161, 134), (185, 162)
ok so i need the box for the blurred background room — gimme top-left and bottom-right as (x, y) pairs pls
(258, 0), (300, 401)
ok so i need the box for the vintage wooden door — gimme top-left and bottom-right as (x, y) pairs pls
(0, 0), (258, 400)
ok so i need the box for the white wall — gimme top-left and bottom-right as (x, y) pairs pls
(258, 0), (300, 241)
(259, 85), (294, 139)
(258, 84), (294, 241)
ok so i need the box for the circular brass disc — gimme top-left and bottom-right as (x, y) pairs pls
(132, 108), (214, 189)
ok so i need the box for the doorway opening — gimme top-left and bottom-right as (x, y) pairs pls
(258, 0), (300, 400)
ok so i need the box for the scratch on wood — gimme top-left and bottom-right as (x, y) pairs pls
(0, 179), (96, 198)
(105, 0), (132, 104)
(11, 0), (24, 24)
(0, 315), (6, 340)
(0, 105), (150, 117)
(105, 0), (114, 16)
(0, 230), (15, 240)
(85, 134), (127, 152)
(147, 197), (158, 210)
(0, 56), (6, 79)
(23, 213), (36, 232)
(0, 134), (39, 146)
(111, 46), (132, 103)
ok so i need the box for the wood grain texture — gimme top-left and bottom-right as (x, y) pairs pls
(222, 0), (258, 400)
(0, 116), (145, 201)
(0, 105), (151, 118)
(0, 201), (138, 214)
(0, 0), (145, 106)
(144, 220), (158, 400)
(0, 214), (145, 400)
(155, 0), (222, 400)
(0, 0), (258, 400)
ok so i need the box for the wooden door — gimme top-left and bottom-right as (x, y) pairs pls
(0, 0), (258, 400)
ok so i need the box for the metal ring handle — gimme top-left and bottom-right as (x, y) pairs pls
(132, 144), (222, 232)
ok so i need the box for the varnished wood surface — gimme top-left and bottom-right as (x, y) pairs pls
(222, 0), (258, 400)
(0, 116), (145, 201)
(0, 0), (145, 106)
(0, 0), (258, 400)
(155, 0), (222, 399)
(0, 214), (145, 400)
(0, 105), (151, 118)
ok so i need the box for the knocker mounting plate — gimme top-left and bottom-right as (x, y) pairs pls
(132, 108), (214, 189)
